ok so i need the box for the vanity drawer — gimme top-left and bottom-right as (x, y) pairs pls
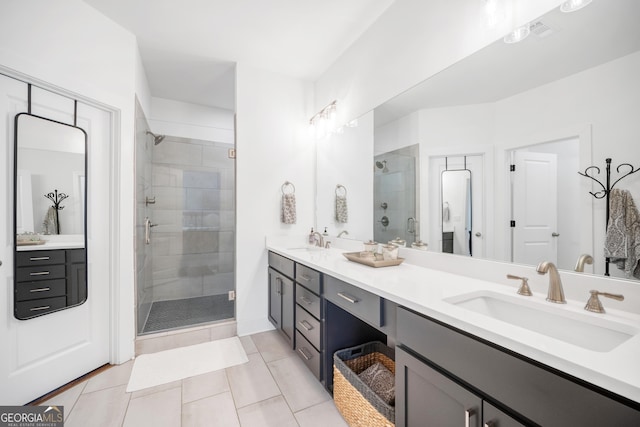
(295, 264), (321, 295)
(268, 251), (294, 278)
(16, 264), (66, 282)
(15, 296), (67, 319)
(296, 284), (321, 319)
(324, 275), (382, 328)
(295, 330), (321, 380)
(296, 304), (321, 350)
(16, 250), (65, 267)
(15, 279), (66, 302)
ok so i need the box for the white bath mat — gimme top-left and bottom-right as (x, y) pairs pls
(126, 336), (248, 392)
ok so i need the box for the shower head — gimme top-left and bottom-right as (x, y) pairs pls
(375, 160), (389, 173)
(146, 130), (166, 145)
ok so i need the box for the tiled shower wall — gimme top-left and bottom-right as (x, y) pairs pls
(150, 136), (235, 302)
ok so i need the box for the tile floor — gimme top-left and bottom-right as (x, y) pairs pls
(41, 331), (349, 427)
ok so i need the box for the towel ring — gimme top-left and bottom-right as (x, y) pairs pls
(282, 181), (296, 195)
(336, 184), (347, 197)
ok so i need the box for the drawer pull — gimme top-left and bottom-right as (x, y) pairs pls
(29, 256), (50, 261)
(30, 287), (51, 293)
(337, 292), (359, 304)
(299, 296), (313, 305)
(298, 320), (314, 331)
(299, 274), (311, 281)
(29, 271), (50, 276)
(297, 347), (313, 361)
(30, 305), (51, 312)
(465, 409), (475, 427)
(484, 422), (495, 427)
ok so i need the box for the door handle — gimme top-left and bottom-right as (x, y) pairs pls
(552, 232), (560, 237)
(475, 232), (482, 237)
(144, 217), (158, 245)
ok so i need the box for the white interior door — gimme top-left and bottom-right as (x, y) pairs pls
(0, 76), (111, 404)
(512, 151), (558, 265)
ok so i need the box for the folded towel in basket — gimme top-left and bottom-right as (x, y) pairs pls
(336, 195), (348, 223)
(358, 361), (395, 405)
(281, 193), (297, 224)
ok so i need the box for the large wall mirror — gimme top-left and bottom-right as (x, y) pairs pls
(317, 0), (640, 281)
(14, 113), (88, 319)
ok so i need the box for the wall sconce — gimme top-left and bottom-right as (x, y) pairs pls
(309, 100), (337, 139)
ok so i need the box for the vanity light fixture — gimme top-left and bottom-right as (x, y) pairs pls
(309, 100), (337, 139)
(503, 23), (531, 44)
(560, 0), (592, 13)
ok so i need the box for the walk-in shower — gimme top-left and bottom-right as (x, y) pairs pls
(135, 102), (235, 335)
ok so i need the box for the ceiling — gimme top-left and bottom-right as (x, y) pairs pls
(375, 0), (640, 127)
(82, 0), (394, 110)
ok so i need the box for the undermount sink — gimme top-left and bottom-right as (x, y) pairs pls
(445, 291), (638, 352)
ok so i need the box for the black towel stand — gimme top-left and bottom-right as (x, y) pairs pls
(44, 189), (69, 235)
(578, 158), (639, 276)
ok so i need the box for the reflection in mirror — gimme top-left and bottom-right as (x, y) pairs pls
(334, 0), (640, 280)
(15, 114), (86, 239)
(373, 144), (419, 247)
(441, 169), (472, 256)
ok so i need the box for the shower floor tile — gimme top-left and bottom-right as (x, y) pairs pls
(143, 294), (234, 334)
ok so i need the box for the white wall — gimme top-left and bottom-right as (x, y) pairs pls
(315, 0), (564, 124)
(236, 63), (315, 336)
(148, 96), (234, 143)
(316, 111), (374, 241)
(0, 0), (142, 363)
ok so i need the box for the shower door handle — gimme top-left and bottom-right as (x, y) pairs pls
(144, 217), (157, 245)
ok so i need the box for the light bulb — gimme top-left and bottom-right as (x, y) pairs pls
(504, 23), (530, 44)
(560, 0), (592, 13)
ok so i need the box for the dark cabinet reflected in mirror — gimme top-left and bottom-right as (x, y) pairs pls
(13, 113), (87, 319)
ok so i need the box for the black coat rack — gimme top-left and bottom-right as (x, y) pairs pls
(578, 158), (639, 276)
(44, 189), (69, 235)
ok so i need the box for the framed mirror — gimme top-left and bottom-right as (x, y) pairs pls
(441, 169), (472, 256)
(14, 113), (88, 319)
(318, 0), (640, 280)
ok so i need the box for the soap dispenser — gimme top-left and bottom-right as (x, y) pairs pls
(308, 228), (315, 245)
(322, 227), (329, 236)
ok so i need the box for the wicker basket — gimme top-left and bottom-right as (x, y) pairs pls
(333, 341), (395, 427)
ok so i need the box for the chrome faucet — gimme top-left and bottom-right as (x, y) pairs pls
(536, 261), (566, 304)
(337, 230), (349, 238)
(574, 254), (594, 272)
(311, 231), (324, 248)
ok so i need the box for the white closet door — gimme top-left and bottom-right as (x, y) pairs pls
(0, 76), (110, 405)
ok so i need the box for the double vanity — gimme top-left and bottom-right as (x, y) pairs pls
(266, 239), (640, 426)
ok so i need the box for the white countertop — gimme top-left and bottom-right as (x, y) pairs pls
(16, 234), (85, 251)
(266, 241), (640, 405)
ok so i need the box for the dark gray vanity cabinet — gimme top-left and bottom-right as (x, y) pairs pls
(15, 248), (87, 319)
(268, 252), (295, 345)
(397, 306), (640, 427)
(294, 263), (322, 379)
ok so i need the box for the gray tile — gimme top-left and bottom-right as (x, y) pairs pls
(226, 353), (280, 408)
(64, 385), (130, 427)
(251, 330), (295, 363)
(40, 380), (87, 420)
(123, 387), (181, 427)
(294, 400), (349, 427)
(83, 361), (134, 393)
(182, 369), (229, 403)
(239, 335), (259, 355)
(237, 395), (298, 427)
(130, 379), (181, 400)
(268, 355), (330, 412)
(183, 392), (239, 427)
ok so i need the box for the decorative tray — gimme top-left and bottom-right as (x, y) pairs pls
(17, 240), (46, 246)
(342, 251), (404, 268)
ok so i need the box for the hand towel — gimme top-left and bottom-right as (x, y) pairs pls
(43, 206), (59, 235)
(281, 193), (296, 224)
(605, 189), (640, 279)
(336, 195), (348, 223)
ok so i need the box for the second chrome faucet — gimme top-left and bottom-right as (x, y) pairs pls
(536, 261), (566, 304)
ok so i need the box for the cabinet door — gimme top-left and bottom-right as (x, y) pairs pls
(483, 402), (525, 427)
(268, 268), (282, 329)
(281, 274), (294, 343)
(396, 346), (481, 427)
